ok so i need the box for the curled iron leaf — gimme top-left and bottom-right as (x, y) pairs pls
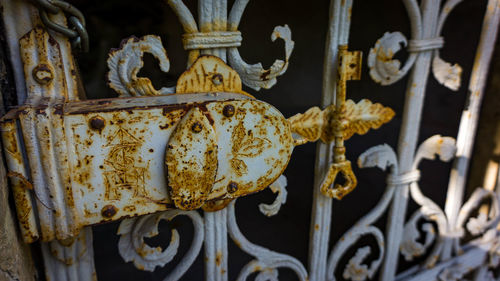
(107, 35), (174, 96)
(368, 32), (415, 85)
(357, 144), (398, 173)
(117, 210), (204, 279)
(343, 99), (396, 140)
(432, 55), (462, 91)
(259, 175), (288, 217)
(228, 25), (294, 91)
(413, 135), (456, 168)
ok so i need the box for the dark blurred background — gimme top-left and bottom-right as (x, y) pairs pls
(39, 0), (497, 279)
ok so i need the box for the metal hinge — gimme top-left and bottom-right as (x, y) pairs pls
(2, 27), (394, 243)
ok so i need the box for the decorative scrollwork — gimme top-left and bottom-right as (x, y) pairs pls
(227, 201), (308, 281)
(117, 210), (203, 280)
(400, 135), (455, 266)
(398, 135), (500, 268)
(368, 32), (415, 85)
(310, 123), (499, 280)
(456, 188), (500, 239)
(259, 175), (288, 217)
(167, 0), (294, 91)
(368, 0), (463, 90)
(400, 210), (437, 262)
(227, 25), (294, 91)
(107, 35), (174, 96)
(342, 246), (377, 281)
(327, 144), (398, 281)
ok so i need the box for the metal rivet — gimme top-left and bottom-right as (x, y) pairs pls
(192, 121), (203, 133)
(101, 205), (117, 218)
(32, 64), (53, 85)
(89, 116), (105, 131)
(227, 182), (238, 193)
(223, 104), (235, 117)
(211, 73), (223, 86)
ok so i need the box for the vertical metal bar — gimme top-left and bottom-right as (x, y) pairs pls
(204, 209), (228, 281)
(41, 227), (95, 281)
(308, 0), (353, 280)
(380, 1), (441, 280)
(199, 1), (229, 280)
(198, 0), (227, 59)
(441, 0), (500, 260)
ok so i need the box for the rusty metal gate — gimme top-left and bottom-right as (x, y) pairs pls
(1, 0), (500, 280)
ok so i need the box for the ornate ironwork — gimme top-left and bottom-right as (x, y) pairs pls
(0, 0), (499, 280)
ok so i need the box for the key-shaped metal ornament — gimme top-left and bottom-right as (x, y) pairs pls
(320, 46), (362, 199)
(289, 45), (395, 199)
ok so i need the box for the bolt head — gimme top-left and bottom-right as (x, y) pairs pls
(191, 121), (203, 133)
(89, 116), (105, 131)
(223, 104), (235, 117)
(32, 64), (53, 85)
(227, 182), (238, 193)
(101, 205), (117, 218)
(211, 73), (223, 86)
(192, 121), (203, 133)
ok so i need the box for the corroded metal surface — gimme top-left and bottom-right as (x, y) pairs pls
(107, 35), (173, 96)
(289, 99), (395, 145)
(289, 46), (395, 199)
(166, 107), (218, 210)
(2, 0), (498, 280)
(1, 54), (294, 242)
(1, 33), (393, 243)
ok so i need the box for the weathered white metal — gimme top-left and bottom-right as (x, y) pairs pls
(118, 210), (204, 277)
(0, 1), (96, 280)
(41, 227), (95, 281)
(1, 65), (301, 240)
(308, 0), (353, 280)
(227, 200), (308, 281)
(107, 35), (174, 96)
(2, 0), (500, 280)
(367, 0), (462, 91)
(323, 0), (500, 281)
(442, 0), (500, 261)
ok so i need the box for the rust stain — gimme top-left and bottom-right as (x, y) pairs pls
(175, 55), (253, 98)
(230, 121), (271, 177)
(341, 99), (395, 140)
(103, 127), (147, 200)
(166, 107), (218, 210)
(215, 251), (222, 267)
(202, 199), (233, 212)
(89, 115), (105, 132)
(7, 171), (33, 190)
(32, 63), (53, 85)
(101, 205), (118, 218)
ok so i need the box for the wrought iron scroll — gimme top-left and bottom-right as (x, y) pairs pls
(227, 200), (308, 281)
(320, 0), (500, 280)
(118, 211), (204, 280)
(2, 0), (500, 280)
(108, 1), (302, 281)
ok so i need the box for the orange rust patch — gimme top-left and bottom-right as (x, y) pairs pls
(215, 251), (222, 267)
(166, 107), (218, 210)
